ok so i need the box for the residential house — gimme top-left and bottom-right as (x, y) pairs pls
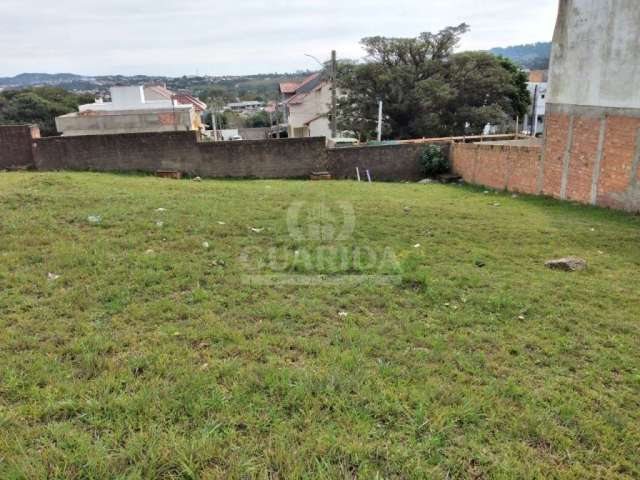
(280, 73), (332, 138)
(144, 84), (208, 114)
(523, 70), (548, 136)
(225, 101), (264, 114)
(55, 85), (201, 136)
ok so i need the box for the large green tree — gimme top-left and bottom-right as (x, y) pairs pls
(337, 25), (531, 140)
(0, 87), (94, 136)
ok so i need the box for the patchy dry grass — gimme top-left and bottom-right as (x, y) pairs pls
(0, 172), (639, 479)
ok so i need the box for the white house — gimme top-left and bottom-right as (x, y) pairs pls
(225, 101), (264, 114)
(281, 73), (332, 139)
(523, 70), (548, 136)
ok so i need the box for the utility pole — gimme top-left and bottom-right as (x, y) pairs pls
(275, 89), (280, 139)
(377, 100), (383, 142)
(330, 50), (337, 138)
(211, 105), (218, 141)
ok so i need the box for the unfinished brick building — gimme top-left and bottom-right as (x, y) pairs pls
(541, 0), (640, 211)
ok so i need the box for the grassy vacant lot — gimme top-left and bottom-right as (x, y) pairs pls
(0, 172), (639, 479)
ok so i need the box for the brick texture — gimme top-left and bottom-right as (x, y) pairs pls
(541, 112), (571, 198)
(543, 110), (640, 212)
(451, 143), (541, 194)
(565, 116), (600, 204)
(597, 115), (640, 209)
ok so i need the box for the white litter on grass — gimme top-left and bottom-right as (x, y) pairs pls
(414, 243), (421, 248)
(156, 208), (167, 212)
(590, 228), (596, 232)
(250, 227), (264, 233)
(338, 311), (348, 318)
(202, 241), (210, 249)
(87, 215), (102, 224)
(47, 272), (60, 281)
(145, 249), (155, 255)
(217, 221), (226, 225)
(156, 221), (164, 228)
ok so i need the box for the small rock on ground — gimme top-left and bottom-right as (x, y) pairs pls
(545, 257), (587, 272)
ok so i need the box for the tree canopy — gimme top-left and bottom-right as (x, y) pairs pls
(0, 87), (94, 136)
(337, 25), (531, 140)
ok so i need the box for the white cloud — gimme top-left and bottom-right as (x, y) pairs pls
(0, 0), (559, 76)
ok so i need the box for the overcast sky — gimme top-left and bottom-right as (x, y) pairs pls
(0, 0), (559, 77)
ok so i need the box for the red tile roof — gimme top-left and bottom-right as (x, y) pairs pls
(145, 85), (207, 112)
(175, 93), (207, 112)
(286, 83), (324, 105)
(279, 73), (322, 96)
(296, 73), (321, 90)
(279, 82), (299, 94)
(146, 84), (174, 98)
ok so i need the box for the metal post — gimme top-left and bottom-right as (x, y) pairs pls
(531, 84), (539, 136)
(330, 50), (337, 139)
(211, 106), (218, 141)
(377, 100), (383, 142)
(171, 95), (177, 131)
(274, 88), (279, 139)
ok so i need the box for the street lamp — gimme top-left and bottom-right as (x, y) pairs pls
(304, 54), (325, 68)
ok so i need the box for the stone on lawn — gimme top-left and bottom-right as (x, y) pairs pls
(545, 257), (587, 272)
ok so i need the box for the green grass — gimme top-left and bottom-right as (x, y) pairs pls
(1, 172), (639, 479)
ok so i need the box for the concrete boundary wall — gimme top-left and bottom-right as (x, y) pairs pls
(33, 132), (330, 179)
(327, 143), (444, 181)
(8, 128), (427, 181)
(0, 125), (40, 169)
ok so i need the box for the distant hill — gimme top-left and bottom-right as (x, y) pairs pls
(0, 71), (313, 103)
(490, 42), (551, 70)
(0, 73), (90, 88)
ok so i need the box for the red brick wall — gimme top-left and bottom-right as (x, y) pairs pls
(596, 115), (640, 209)
(542, 110), (640, 212)
(0, 125), (40, 169)
(507, 147), (540, 193)
(565, 116), (601, 204)
(451, 143), (542, 194)
(541, 113), (570, 199)
(454, 110), (640, 212)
